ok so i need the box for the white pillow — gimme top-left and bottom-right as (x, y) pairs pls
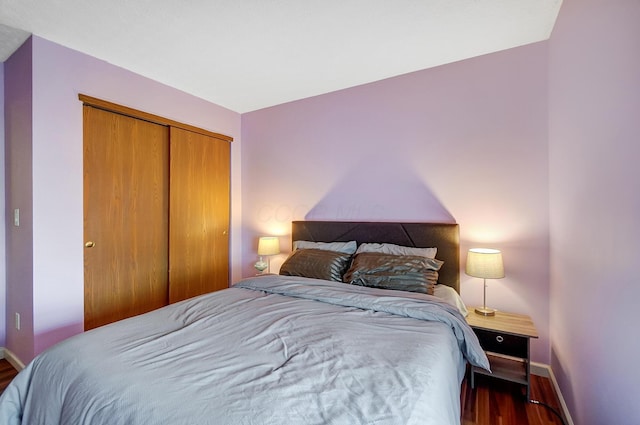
(433, 285), (469, 317)
(293, 240), (357, 255)
(355, 243), (437, 259)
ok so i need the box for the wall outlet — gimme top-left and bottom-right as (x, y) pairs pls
(15, 312), (20, 330)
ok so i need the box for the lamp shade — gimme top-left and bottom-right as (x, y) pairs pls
(465, 248), (505, 279)
(257, 237), (280, 256)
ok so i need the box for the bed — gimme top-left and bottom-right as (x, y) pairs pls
(0, 221), (489, 425)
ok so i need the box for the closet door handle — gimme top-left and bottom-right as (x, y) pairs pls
(85, 241), (95, 248)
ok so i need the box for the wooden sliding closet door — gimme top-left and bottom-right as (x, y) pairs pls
(169, 127), (230, 303)
(83, 106), (169, 330)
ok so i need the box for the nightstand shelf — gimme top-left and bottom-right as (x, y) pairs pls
(466, 309), (538, 400)
(480, 353), (527, 385)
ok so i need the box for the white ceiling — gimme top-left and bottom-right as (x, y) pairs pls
(0, 0), (562, 113)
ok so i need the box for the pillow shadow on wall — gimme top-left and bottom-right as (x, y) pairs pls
(305, 161), (455, 223)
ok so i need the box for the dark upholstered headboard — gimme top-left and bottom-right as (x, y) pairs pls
(291, 221), (460, 293)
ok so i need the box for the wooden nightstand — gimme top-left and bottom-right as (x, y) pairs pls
(466, 309), (538, 400)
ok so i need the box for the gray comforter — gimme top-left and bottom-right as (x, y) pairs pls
(0, 275), (489, 425)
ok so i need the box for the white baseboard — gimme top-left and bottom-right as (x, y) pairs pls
(1, 347), (26, 371)
(531, 362), (574, 425)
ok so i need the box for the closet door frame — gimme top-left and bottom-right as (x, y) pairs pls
(79, 95), (233, 142)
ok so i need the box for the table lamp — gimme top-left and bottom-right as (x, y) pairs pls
(465, 248), (504, 316)
(255, 236), (280, 274)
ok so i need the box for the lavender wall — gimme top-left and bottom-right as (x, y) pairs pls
(242, 43), (551, 363)
(549, 0), (640, 423)
(4, 36), (242, 362)
(0, 62), (7, 348)
(4, 39), (34, 362)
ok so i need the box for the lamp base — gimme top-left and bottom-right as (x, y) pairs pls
(254, 259), (268, 273)
(475, 307), (496, 316)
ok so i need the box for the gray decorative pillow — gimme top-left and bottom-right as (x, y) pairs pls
(293, 240), (357, 255)
(280, 249), (352, 282)
(343, 252), (443, 294)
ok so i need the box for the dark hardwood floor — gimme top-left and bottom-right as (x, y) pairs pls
(461, 372), (567, 425)
(0, 359), (18, 394)
(0, 359), (566, 424)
